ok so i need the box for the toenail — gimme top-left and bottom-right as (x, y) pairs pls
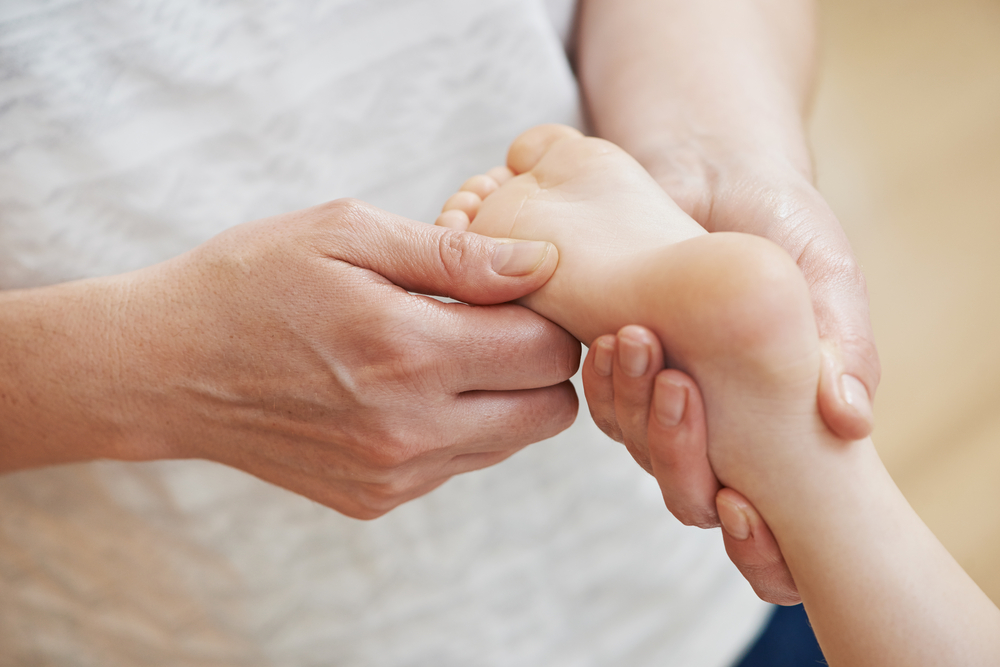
(593, 337), (614, 377)
(654, 378), (686, 427)
(491, 241), (551, 276)
(618, 337), (649, 377)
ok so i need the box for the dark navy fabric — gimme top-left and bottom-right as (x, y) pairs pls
(733, 604), (827, 666)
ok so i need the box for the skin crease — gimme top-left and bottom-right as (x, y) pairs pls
(575, 0), (879, 602)
(0, 199), (581, 519)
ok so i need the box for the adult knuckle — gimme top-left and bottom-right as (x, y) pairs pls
(366, 447), (405, 473)
(312, 489), (387, 521)
(435, 229), (479, 283)
(592, 414), (623, 443)
(311, 197), (380, 241)
(624, 441), (653, 474)
(359, 477), (413, 512)
(321, 197), (372, 222)
(676, 507), (720, 529)
(361, 429), (417, 471)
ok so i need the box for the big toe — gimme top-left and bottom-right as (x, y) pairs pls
(507, 124), (583, 175)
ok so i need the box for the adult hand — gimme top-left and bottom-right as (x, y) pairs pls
(575, 0), (873, 605)
(0, 199), (580, 519)
(653, 159), (879, 441)
(577, 0), (879, 442)
(582, 326), (800, 605)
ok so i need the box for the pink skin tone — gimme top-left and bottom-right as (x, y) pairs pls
(0, 200), (581, 519)
(438, 124), (1000, 665)
(437, 127), (798, 597)
(583, 326), (799, 605)
(576, 0), (879, 444)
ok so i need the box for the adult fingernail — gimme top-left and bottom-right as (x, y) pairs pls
(841, 374), (874, 424)
(654, 378), (686, 427)
(717, 495), (751, 541)
(492, 241), (551, 276)
(618, 336), (650, 377)
(593, 337), (614, 377)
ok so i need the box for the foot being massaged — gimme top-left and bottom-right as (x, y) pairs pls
(436, 124), (1000, 666)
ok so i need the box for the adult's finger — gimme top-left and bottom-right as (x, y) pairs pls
(811, 278), (880, 442)
(409, 299), (581, 393)
(611, 325), (665, 473)
(443, 382), (580, 457)
(785, 191), (879, 440)
(310, 198), (560, 305)
(645, 369), (721, 529)
(583, 325), (721, 528)
(759, 183), (880, 441)
(717, 488), (801, 605)
(582, 335), (624, 443)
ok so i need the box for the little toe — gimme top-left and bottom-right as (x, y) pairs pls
(460, 174), (500, 199)
(435, 209), (470, 230)
(486, 165), (515, 185)
(441, 191), (482, 220)
(507, 124), (583, 175)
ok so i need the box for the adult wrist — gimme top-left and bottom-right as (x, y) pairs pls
(0, 277), (145, 471)
(629, 130), (815, 225)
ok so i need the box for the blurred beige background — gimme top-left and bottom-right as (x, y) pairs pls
(811, 0), (1000, 603)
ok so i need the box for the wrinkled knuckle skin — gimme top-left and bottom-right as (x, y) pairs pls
(339, 481), (409, 521)
(436, 229), (479, 284)
(592, 414), (623, 443)
(321, 197), (375, 223)
(360, 429), (419, 473)
(676, 507), (720, 530)
(311, 198), (380, 242)
(365, 478), (411, 509)
(624, 442), (653, 475)
(841, 330), (882, 391)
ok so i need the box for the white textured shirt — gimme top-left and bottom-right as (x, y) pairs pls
(0, 1), (770, 664)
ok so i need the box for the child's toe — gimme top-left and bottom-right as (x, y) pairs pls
(441, 191), (481, 220)
(460, 174), (500, 199)
(506, 124), (582, 175)
(486, 165), (515, 185)
(435, 209), (471, 230)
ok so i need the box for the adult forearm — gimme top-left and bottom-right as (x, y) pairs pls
(577, 0), (817, 188)
(0, 280), (137, 472)
(0, 200), (579, 518)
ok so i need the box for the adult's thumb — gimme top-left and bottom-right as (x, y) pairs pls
(321, 199), (558, 305)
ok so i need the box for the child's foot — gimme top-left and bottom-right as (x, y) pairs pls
(437, 125), (706, 343)
(439, 127), (1000, 667)
(437, 125), (823, 503)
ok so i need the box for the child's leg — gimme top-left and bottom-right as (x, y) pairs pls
(438, 125), (1000, 665)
